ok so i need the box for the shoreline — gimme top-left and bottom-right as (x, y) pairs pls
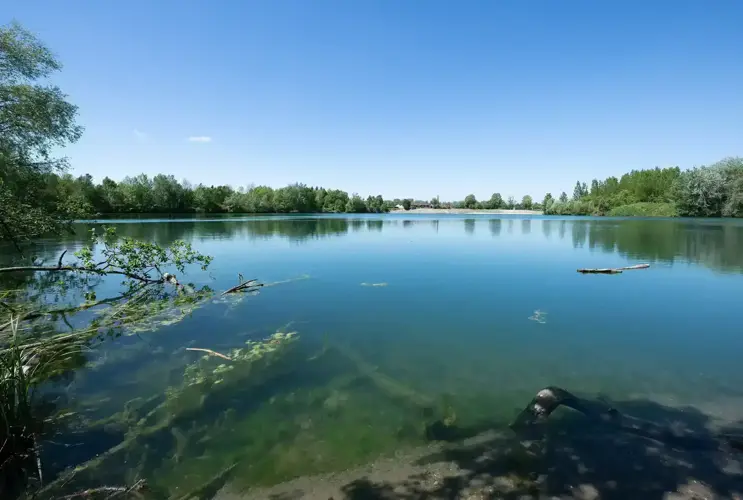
(390, 208), (544, 215)
(219, 424), (740, 499)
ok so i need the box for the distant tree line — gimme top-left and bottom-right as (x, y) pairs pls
(454, 193), (536, 211)
(20, 157), (743, 221)
(540, 157), (743, 217)
(32, 172), (394, 215)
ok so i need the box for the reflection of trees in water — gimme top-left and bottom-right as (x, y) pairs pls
(573, 220), (743, 273)
(431, 220), (439, 233)
(572, 221), (588, 248)
(541, 220), (553, 239)
(366, 220), (383, 232)
(489, 219), (501, 237)
(65, 218), (356, 245)
(15, 218), (742, 276)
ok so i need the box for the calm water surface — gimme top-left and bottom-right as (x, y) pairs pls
(17, 215), (743, 495)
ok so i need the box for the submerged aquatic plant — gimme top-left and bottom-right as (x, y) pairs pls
(0, 313), (88, 497)
(528, 309), (547, 324)
(182, 331), (299, 388)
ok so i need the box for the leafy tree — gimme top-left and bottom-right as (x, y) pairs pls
(431, 196), (441, 209)
(365, 194), (385, 213)
(542, 193), (554, 211)
(673, 162), (728, 217)
(463, 194), (477, 209)
(573, 181), (588, 201)
(486, 193), (503, 209)
(0, 225), (215, 494)
(521, 195), (533, 210)
(0, 22), (84, 247)
(506, 196), (516, 209)
(319, 189), (345, 212)
(99, 177), (123, 213)
(402, 199), (412, 211)
(345, 193), (367, 213)
(151, 174), (186, 213)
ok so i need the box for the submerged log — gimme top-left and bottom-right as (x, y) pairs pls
(577, 263), (650, 274)
(511, 386), (743, 452)
(186, 347), (232, 361)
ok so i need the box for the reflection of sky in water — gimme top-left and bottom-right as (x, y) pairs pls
(65, 216), (743, 400)
(16, 215), (743, 493)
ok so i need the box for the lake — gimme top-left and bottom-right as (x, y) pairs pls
(10, 215), (743, 497)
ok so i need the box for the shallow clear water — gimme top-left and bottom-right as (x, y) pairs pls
(13, 215), (743, 495)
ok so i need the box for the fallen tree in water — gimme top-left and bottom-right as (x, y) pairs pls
(221, 274), (263, 295)
(577, 263), (650, 274)
(511, 386), (743, 452)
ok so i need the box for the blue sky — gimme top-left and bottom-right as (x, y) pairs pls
(9, 0), (743, 201)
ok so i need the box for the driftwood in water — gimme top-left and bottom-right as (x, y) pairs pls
(577, 263), (650, 274)
(511, 386), (743, 452)
(186, 347), (232, 361)
(221, 278), (263, 295)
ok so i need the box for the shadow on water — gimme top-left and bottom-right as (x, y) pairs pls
(331, 397), (743, 499)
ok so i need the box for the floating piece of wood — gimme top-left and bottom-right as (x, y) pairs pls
(577, 263), (650, 274)
(221, 278), (263, 295)
(186, 347), (232, 361)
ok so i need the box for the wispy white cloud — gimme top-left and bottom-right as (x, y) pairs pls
(133, 129), (148, 141)
(188, 136), (212, 143)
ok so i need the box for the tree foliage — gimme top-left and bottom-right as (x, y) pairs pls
(672, 158), (743, 218)
(485, 193), (504, 209)
(545, 160), (743, 218)
(0, 23), (85, 248)
(1, 174), (393, 219)
(547, 166), (688, 217)
(463, 194), (477, 209)
(0, 22), (84, 246)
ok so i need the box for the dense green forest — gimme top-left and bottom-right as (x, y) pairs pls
(454, 158), (743, 217)
(18, 156), (743, 229)
(33, 172), (394, 216)
(539, 158), (743, 217)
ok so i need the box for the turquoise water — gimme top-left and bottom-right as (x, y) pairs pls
(12, 215), (743, 496)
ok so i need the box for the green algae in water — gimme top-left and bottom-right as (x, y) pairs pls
(38, 331), (309, 497)
(44, 337), (445, 498)
(155, 370), (431, 495)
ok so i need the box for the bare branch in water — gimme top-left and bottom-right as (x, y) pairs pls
(58, 479), (146, 499)
(221, 278), (262, 296)
(186, 347), (232, 361)
(0, 264), (164, 284)
(57, 249), (68, 268)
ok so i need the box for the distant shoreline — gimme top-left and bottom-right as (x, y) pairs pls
(390, 208), (543, 215)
